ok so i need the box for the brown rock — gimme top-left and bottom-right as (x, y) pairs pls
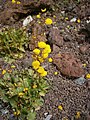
(29, 23), (47, 50)
(0, 116), (3, 120)
(79, 45), (90, 54)
(29, 34), (47, 50)
(53, 53), (84, 78)
(86, 80), (90, 90)
(0, 0), (53, 25)
(76, 34), (85, 43)
(21, 57), (33, 68)
(49, 27), (64, 47)
(87, 115), (90, 120)
(52, 44), (60, 54)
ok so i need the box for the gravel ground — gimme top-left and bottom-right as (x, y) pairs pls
(0, 0), (90, 120)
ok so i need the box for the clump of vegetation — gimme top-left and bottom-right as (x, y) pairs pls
(0, 68), (49, 120)
(0, 11), (53, 119)
(0, 28), (29, 59)
(0, 36), (52, 119)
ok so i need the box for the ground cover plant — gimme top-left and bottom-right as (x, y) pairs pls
(0, 67), (49, 120)
(0, 28), (29, 59)
(0, 21), (52, 119)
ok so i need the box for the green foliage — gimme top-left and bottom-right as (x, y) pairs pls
(0, 28), (29, 59)
(0, 68), (49, 120)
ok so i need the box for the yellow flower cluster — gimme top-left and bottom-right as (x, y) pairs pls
(32, 41), (51, 77)
(14, 110), (20, 116)
(12, 0), (21, 4)
(33, 84), (37, 89)
(75, 111), (81, 119)
(18, 92), (24, 97)
(2, 70), (6, 75)
(23, 88), (28, 92)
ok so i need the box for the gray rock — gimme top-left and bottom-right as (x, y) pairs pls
(21, 57), (33, 68)
(1, 109), (9, 115)
(0, 116), (3, 120)
(49, 27), (64, 47)
(75, 77), (86, 85)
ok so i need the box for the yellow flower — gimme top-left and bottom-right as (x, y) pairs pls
(58, 105), (63, 110)
(11, 65), (16, 68)
(37, 66), (45, 73)
(33, 48), (40, 55)
(14, 83), (17, 87)
(33, 84), (37, 89)
(86, 73), (90, 79)
(53, 15), (56, 18)
(17, 110), (20, 115)
(18, 92), (24, 97)
(83, 63), (86, 67)
(12, 0), (16, 3)
(77, 19), (81, 23)
(40, 71), (47, 77)
(8, 69), (12, 73)
(38, 56), (44, 63)
(54, 72), (58, 75)
(41, 8), (46, 12)
(65, 17), (69, 20)
(2, 70), (6, 75)
(38, 41), (46, 48)
(42, 45), (51, 54)
(32, 36), (36, 39)
(32, 60), (40, 70)
(23, 88), (28, 92)
(75, 112), (81, 119)
(17, 1), (21, 4)
(48, 58), (53, 62)
(42, 53), (48, 59)
(36, 14), (41, 18)
(14, 112), (17, 115)
(45, 18), (53, 25)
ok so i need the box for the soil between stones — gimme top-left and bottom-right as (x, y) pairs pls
(0, 0), (90, 120)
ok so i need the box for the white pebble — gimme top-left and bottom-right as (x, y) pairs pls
(23, 15), (33, 27)
(70, 18), (77, 22)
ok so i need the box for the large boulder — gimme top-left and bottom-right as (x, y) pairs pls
(53, 53), (84, 78)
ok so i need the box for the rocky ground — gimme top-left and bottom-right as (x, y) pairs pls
(0, 0), (90, 120)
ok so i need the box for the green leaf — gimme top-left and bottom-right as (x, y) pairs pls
(21, 107), (29, 114)
(0, 79), (5, 86)
(28, 69), (34, 76)
(0, 88), (8, 102)
(18, 46), (25, 52)
(3, 73), (10, 80)
(2, 95), (8, 102)
(27, 112), (36, 120)
(9, 98), (18, 108)
(39, 91), (46, 96)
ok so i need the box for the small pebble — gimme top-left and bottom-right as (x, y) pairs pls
(23, 15), (33, 27)
(44, 112), (48, 117)
(86, 20), (90, 23)
(70, 18), (77, 22)
(44, 115), (52, 120)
